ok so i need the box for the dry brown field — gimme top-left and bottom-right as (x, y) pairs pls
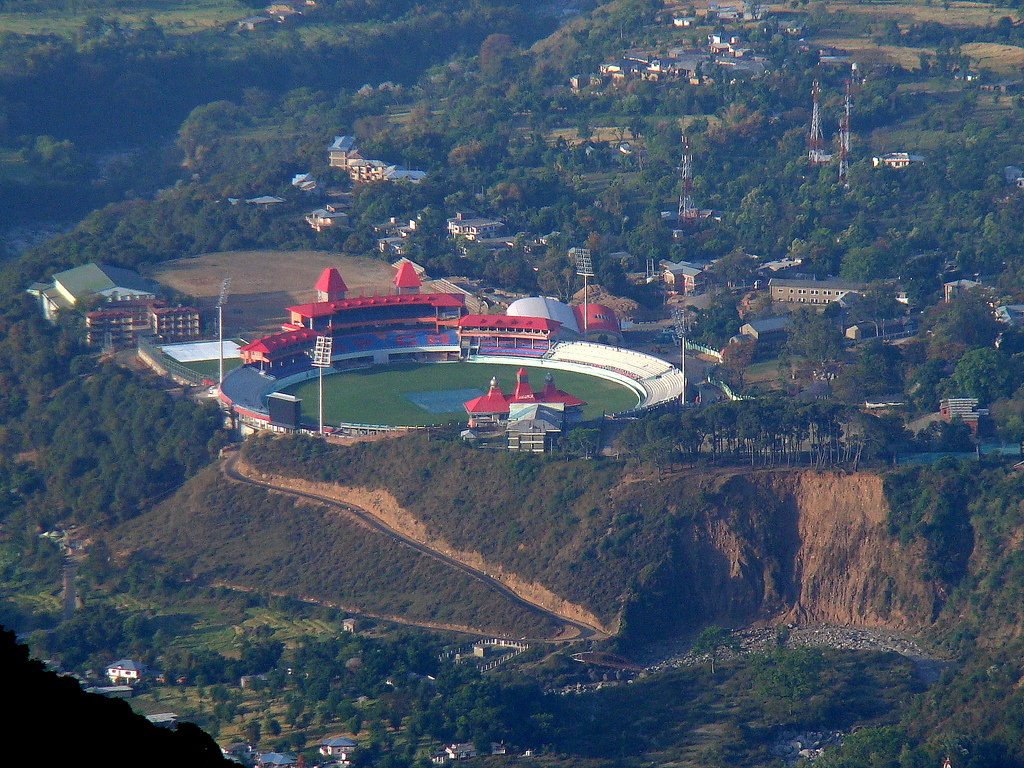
(153, 251), (397, 337)
(962, 41), (1024, 73)
(794, 0), (1019, 27)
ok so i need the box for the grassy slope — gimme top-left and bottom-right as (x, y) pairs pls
(110, 466), (561, 638)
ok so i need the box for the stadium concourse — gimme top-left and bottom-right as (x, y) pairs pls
(218, 264), (686, 433)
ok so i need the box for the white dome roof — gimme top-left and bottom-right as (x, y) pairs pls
(506, 296), (580, 334)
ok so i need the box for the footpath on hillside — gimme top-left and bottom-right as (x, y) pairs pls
(221, 450), (609, 643)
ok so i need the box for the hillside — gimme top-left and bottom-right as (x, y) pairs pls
(111, 465), (561, 639)
(113, 433), (938, 646)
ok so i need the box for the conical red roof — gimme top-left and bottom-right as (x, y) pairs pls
(539, 372), (586, 407)
(511, 367), (537, 403)
(393, 261), (421, 289)
(463, 376), (510, 414)
(315, 267), (348, 294)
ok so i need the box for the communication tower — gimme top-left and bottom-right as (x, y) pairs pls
(678, 135), (697, 221)
(838, 79), (852, 186)
(809, 80), (832, 164)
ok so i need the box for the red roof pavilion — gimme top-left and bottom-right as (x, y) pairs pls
(393, 261), (421, 294)
(315, 267), (348, 301)
(463, 377), (511, 417)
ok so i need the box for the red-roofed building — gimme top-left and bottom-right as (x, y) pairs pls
(315, 268), (348, 302)
(457, 314), (561, 356)
(511, 367), (537, 403)
(464, 377), (512, 426)
(539, 372), (586, 409)
(240, 328), (320, 368)
(573, 303), (622, 342)
(463, 370), (586, 427)
(393, 261), (421, 295)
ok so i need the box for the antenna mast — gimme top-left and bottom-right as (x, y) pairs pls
(809, 80), (831, 164)
(838, 78), (851, 186)
(678, 134), (697, 222)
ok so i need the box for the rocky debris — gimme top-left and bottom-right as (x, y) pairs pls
(551, 624), (948, 697)
(639, 624), (946, 679)
(770, 730), (843, 764)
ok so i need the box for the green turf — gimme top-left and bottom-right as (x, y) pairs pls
(281, 362), (639, 427)
(184, 358), (243, 379)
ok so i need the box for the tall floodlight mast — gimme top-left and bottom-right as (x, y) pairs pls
(311, 334), (334, 435)
(809, 80), (831, 164)
(838, 78), (852, 186)
(678, 135), (697, 221)
(571, 247), (594, 338)
(217, 277), (231, 391)
(673, 309), (689, 407)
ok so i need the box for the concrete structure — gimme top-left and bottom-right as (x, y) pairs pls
(769, 277), (863, 305)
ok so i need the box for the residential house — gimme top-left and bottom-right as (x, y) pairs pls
(246, 195), (285, 208)
(106, 659), (146, 686)
(447, 212), (504, 241)
(328, 135), (358, 168)
(943, 278), (981, 303)
(738, 315), (791, 345)
(237, 16), (271, 31)
(378, 236), (410, 256)
(146, 713), (179, 728)
(769, 277), (864, 305)
(320, 737), (357, 764)
(997, 304), (1024, 325)
(445, 743), (477, 760)
(844, 316), (916, 341)
(939, 397), (988, 433)
(259, 753), (297, 768)
(872, 152), (924, 169)
(291, 172), (318, 193)
(660, 260), (709, 294)
(305, 206), (349, 232)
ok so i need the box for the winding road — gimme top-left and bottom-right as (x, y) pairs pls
(222, 451), (607, 642)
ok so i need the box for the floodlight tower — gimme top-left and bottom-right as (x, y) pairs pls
(571, 248), (594, 338)
(217, 277), (231, 391)
(808, 80), (831, 165)
(838, 78), (852, 187)
(311, 334), (334, 435)
(678, 135), (697, 222)
(673, 309), (689, 407)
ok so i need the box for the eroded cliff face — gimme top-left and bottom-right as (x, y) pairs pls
(653, 469), (941, 632)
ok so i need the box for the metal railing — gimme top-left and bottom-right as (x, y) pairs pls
(137, 337), (207, 386)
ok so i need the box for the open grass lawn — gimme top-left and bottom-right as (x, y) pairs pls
(0, 0), (249, 37)
(184, 358), (243, 380)
(282, 362), (639, 427)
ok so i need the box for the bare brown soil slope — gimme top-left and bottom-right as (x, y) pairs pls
(659, 470), (939, 632)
